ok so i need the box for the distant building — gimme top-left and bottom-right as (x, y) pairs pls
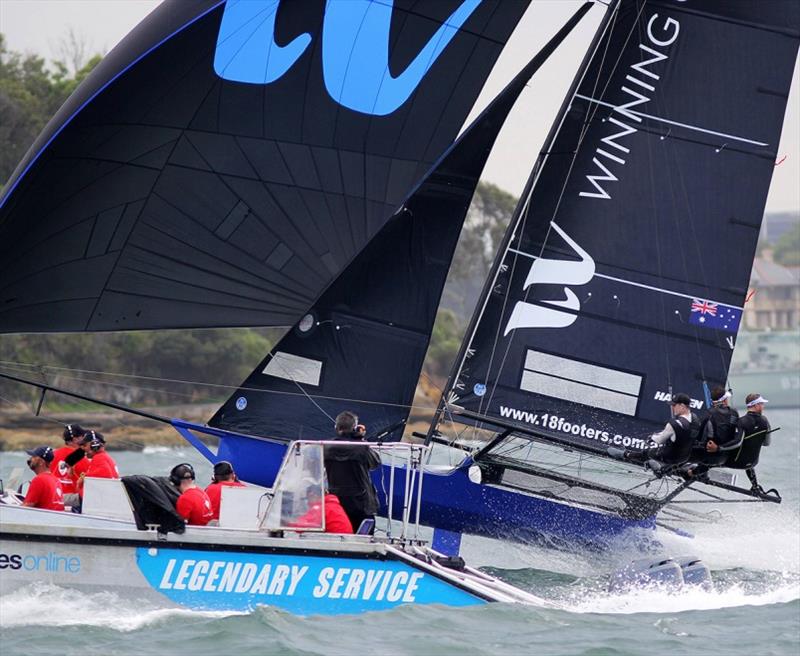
(744, 255), (800, 330)
(760, 212), (799, 244)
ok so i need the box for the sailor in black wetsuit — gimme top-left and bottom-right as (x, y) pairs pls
(324, 411), (381, 533)
(643, 393), (696, 466)
(728, 394), (773, 494)
(613, 393), (695, 469)
(698, 386), (741, 466)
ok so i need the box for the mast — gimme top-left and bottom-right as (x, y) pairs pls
(427, 0), (621, 443)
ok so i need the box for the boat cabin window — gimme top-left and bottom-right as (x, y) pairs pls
(261, 442), (326, 531)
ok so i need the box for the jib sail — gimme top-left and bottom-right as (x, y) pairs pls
(0, 0), (528, 333)
(208, 6), (593, 441)
(440, 0), (800, 454)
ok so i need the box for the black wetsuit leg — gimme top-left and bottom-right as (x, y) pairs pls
(745, 468), (763, 492)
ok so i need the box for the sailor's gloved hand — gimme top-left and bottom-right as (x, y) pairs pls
(706, 440), (718, 453)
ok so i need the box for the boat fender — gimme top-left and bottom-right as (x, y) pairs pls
(433, 555), (466, 571)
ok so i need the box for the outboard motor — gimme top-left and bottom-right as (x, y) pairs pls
(609, 558), (684, 592)
(676, 556), (714, 591)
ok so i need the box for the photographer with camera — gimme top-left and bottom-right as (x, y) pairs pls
(323, 411), (381, 534)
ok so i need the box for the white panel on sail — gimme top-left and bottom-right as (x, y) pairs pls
(520, 350), (640, 415)
(263, 352), (322, 387)
(524, 350), (641, 394)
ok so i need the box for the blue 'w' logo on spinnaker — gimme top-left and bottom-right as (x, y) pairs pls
(213, 0), (482, 116)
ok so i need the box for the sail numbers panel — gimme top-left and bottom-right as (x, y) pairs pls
(520, 350), (642, 416)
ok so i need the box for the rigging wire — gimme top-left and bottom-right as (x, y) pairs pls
(261, 352), (335, 424)
(0, 370), (151, 446)
(0, 360), (440, 414)
(634, 14), (675, 400)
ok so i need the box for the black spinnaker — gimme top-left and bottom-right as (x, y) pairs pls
(0, 0), (528, 333)
(437, 0), (800, 455)
(209, 5), (594, 441)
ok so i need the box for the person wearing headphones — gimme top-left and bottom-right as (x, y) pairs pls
(171, 463), (214, 526)
(205, 461), (245, 521)
(77, 431), (120, 497)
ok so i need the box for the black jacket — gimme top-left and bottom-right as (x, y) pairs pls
(122, 475), (184, 533)
(324, 436), (381, 516)
(702, 405), (741, 449)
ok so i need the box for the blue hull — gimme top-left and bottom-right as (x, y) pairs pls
(177, 423), (654, 548)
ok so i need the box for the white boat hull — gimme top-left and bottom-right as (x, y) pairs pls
(0, 506), (533, 614)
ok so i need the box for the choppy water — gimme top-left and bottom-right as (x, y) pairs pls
(1, 410), (798, 656)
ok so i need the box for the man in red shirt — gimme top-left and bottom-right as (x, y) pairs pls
(171, 463), (213, 526)
(50, 424), (86, 504)
(23, 446), (65, 511)
(292, 493), (354, 534)
(205, 461), (245, 521)
(77, 431), (120, 497)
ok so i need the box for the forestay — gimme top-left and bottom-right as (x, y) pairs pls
(442, 0), (800, 454)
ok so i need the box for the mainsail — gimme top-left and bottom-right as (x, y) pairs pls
(439, 0), (800, 454)
(209, 5), (593, 440)
(0, 0), (528, 333)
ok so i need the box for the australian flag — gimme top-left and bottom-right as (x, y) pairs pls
(689, 298), (742, 333)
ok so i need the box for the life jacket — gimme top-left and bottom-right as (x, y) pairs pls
(706, 406), (740, 447)
(727, 412), (770, 468)
(660, 416), (694, 464)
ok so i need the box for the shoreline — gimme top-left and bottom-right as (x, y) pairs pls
(0, 405), (433, 451)
(0, 403), (220, 452)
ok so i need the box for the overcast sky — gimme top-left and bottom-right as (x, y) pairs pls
(2, 0), (798, 212)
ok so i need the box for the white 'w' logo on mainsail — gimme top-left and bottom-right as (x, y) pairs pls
(504, 222), (595, 334)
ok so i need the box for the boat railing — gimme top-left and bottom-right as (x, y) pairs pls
(260, 440), (427, 544)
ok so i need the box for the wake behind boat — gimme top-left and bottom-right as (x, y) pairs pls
(0, 440), (541, 614)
